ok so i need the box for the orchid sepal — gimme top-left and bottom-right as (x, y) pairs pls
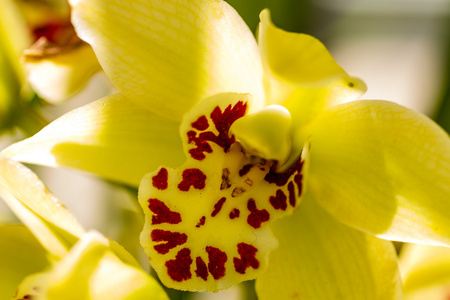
(2, 94), (186, 186)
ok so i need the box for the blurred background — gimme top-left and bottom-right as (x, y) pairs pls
(0, 0), (449, 299)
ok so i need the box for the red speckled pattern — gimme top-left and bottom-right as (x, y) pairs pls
(187, 102), (246, 160)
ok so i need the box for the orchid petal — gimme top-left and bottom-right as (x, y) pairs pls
(14, 231), (169, 300)
(306, 100), (450, 245)
(138, 93), (308, 291)
(0, 154), (85, 257)
(258, 10), (366, 128)
(255, 196), (402, 300)
(3, 94), (185, 186)
(259, 9), (345, 85)
(0, 225), (50, 299)
(400, 243), (450, 299)
(69, 0), (264, 121)
(23, 42), (102, 104)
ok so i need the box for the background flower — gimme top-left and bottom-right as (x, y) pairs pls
(0, 154), (169, 299)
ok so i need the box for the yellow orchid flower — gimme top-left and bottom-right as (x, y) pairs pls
(0, 0), (100, 136)
(0, 154), (169, 299)
(16, 0), (103, 104)
(2, 0), (449, 298)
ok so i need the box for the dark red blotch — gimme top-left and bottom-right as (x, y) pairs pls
(151, 229), (187, 254)
(148, 198), (181, 225)
(239, 164), (253, 177)
(247, 199), (270, 229)
(178, 168), (207, 191)
(233, 243), (259, 274)
(211, 197), (226, 217)
(264, 156), (303, 186)
(187, 130), (213, 160)
(196, 216), (206, 228)
(269, 189), (287, 211)
(294, 173), (303, 196)
(191, 116), (209, 131)
(206, 246), (227, 280)
(288, 181), (296, 207)
(229, 208), (240, 219)
(195, 257), (208, 281)
(152, 168), (168, 190)
(166, 248), (193, 282)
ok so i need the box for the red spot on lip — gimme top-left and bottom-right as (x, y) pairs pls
(152, 168), (168, 190)
(166, 248), (193, 282)
(269, 189), (287, 211)
(294, 173), (303, 196)
(148, 198), (182, 225)
(188, 130), (213, 160)
(191, 116), (209, 131)
(229, 208), (240, 219)
(247, 199), (270, 229)
(195, 257), (208, 281)
(288, 181), (296, 207)
(209, 102), (247, 151)
(187, 102), (247, 160)
(211, 197), (226, 217)
(196, 216), (206, 228)
(206, 246), (227, 280)
(151, 229), (187, 254)
(264, 156), (303, 187)
(239, 164), (253, 177)
(233, 243), (259, 274)
(178, 168), (207, 191)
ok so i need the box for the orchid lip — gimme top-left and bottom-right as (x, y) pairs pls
(138, 93), (308, 291)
